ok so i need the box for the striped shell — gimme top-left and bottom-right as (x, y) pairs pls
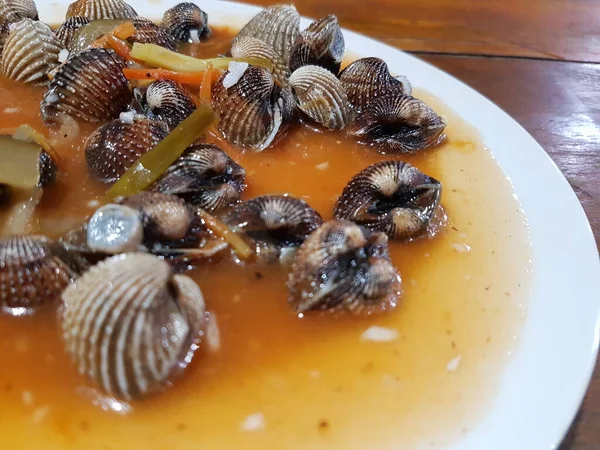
(54, 16), (91, 50)
(231, 36), (290, 87)
(233, 4), (300, 64)
(41, 48), (133, 125)
(287, 220), (401, 314)
(348, 93), (446, 154)
(161, 2), (210, 43)
(1, 18), (64, 85)
(153, 144), (246, 212)
(84, 117), (168, 183)
(289, 15), (344, 74)
(339, 57), (412, 112)
(0, 235), (73, 312)
(289, 65), (351, 130)
(0, 0), (39, 52)
(333, 161), (442, 240)
(139, 79), (196, 129)
(212, 66), (295, 151)
(130, 17), (176, 50)
(223, 195), (323, 263)
(66, 0), (138, 20)
(61, 252), (206, 400)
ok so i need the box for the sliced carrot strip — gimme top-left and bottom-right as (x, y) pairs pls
(199, 62), (214, 104)
(90, 21), (136, 49)
(106, 36), (133, 60)
(123, 68), (206, 85)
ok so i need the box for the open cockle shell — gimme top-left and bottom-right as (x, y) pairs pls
(61, 252), (206, 401)
(348, 93), (446, 154)
(65, 0), (138, 20)
(231, 36), (290, 87)
(153, 144), (246, 212)
(41, 48), (133, 125)
(223, 195), (322, 263)
(289, 15), (344, 74)
(334, 161), (443, 240)
(85, 116), (169, 184)
(1, 18), (64, 85)
(289, 64), (351, 130)
(288, 220), (401, 314)
(212, 66), (294, 151)
(339, 57), (412, 112)
(161, 2), (210, 43)
(232, 4), (300, 64)
(0, 234), (74, 312)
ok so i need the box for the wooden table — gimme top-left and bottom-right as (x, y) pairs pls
(242, 0), (600, 447)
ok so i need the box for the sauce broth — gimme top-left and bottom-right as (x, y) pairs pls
(0, 28), (531, 450)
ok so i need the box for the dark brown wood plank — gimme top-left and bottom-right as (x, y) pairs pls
(244, 0), (600, 62)
(417, 54), (600, 449)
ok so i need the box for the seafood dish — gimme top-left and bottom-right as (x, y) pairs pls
(0, 1), (531, 448)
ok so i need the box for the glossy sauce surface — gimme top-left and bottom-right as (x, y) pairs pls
(0, 28), (531, 450)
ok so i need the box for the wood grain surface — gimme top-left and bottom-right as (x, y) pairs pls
(243, 1), (600, 448)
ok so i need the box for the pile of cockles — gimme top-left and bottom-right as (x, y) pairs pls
(0, 0), (446, 403)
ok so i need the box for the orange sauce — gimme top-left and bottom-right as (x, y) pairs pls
(0, 28), (531, 449)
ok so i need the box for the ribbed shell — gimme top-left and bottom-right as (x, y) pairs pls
(212, 66), (294, 151)
(119, 192), (195, 243)
(0, 0), (38, 52)
(153, 144), (246, 212)
(0, 235), (73, 310)
(339, 57), (412, 112)
(289, 65), (351, 130)
(41, 48), (132, 125)
(130, 17), (176, 50)
(333, 161), (442, 240)
(85, 117), (168, 183)
(38, 149), (57, 187)
(287, 220), (401, 314)
(66, 0), (138, 20)
(1, 18), (64, 85)
(161, 2), (210, 43)
(348, 93), (446, 154)
(233, 4), (300, 64)
(142, 80), (196, 129)
(231, 36), (290, 87)
(289, 15), (344, 74)
(61, 252), (206, 400)
(54, 16), (91, 50)
(223, 195), (322, 262)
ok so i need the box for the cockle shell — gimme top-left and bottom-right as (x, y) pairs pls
(334, 161), (443, 240)
(339, 57), (412, 112)
(138, 79), (196, 129)
(130, 17), (176, 50)
(289, 15), (344, 74)
(212, 66), (295, 151)
(54, 16), (91, 50)
(61, 252), (206, 400)
(153, 144), (246, 212)
(41, 48), (133, 125)
(289, 65), (351, 130)
(84, 116), (168, 183)
(231, 36), (290, 87)
(288, 220), (401, 314)
(233, 4), (300, 64)
(348, 93), (446, 154)
(0, 235), (73, 312)
(0, 0), (38, 52)
(161, 2), (210, 43)
(223, 195), (323, 263)
(66, 0), (138, 20)
(1, 18), (64, 85)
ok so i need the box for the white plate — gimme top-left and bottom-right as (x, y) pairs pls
(41, 1), (600, 448)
